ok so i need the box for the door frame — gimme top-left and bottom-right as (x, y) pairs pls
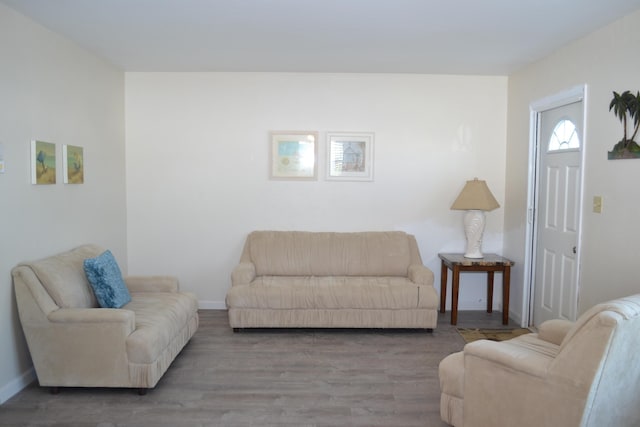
(522, 84), (587, 327)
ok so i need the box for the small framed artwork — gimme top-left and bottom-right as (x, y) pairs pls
(63, 144), (84, 184)
(326, 132), (374, 181)
(31, 140), (56, 184)
(269, 131), (318, 180)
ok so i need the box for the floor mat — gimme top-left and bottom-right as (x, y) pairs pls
(457, 327), (532, 343)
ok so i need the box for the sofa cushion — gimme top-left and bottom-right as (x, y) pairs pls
(84, 250), (131, 309)
(23, 244), (103, 308)
(125, 292), (198, 364)
(226, 276), (434, 310)
(247, 231), (413, 277)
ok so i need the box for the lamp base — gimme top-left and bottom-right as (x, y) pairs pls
(463, 210), (486, 258)
(464, 251), (485, 259)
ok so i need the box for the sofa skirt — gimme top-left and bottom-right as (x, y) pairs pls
(227, 308), (437, 329)
(129, 310), (199, 388)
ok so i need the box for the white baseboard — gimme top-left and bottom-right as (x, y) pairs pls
(0, 367), (36, 405)
(198, 300), (226, 310)
(509, 309), (525, 328)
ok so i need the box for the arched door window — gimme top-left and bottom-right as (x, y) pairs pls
(548, 119), (580, 151)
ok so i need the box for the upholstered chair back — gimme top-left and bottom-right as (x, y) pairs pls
(17, 244), (104, 308)
(439, 294), (640, 427)
(241, 231), (422, 277)
(555, 295), (640, 426)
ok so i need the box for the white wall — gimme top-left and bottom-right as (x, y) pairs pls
(504, 9), (640, 320)
(3, 0), (639, 405)
(125, 72), (508, 309)
(0, 4), (127, 403)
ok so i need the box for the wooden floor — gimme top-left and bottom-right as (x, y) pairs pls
(0, 310), (516, 427)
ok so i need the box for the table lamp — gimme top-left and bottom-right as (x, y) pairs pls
(450, 178), (500, 258)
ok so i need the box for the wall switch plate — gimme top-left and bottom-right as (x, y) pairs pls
(593, 196), (603, 213)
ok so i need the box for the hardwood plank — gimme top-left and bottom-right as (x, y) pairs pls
(0, 310), (514, 426)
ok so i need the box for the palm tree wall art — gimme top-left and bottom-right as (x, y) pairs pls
(608, 90), (640, 159)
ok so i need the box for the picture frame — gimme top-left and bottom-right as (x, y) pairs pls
(326, 132), (374, 181)
(31, 140), (56, 184)
(269, 131), (318, 180)
(63, 144), (84, 184)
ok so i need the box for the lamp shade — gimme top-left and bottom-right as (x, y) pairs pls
(450, 178), (500, 211)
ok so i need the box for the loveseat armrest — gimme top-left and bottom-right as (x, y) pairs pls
(124, 276), (179, 293)
(408, 264), (435, 287)
(26, 308), (136, 387)
(231, 262), (256, 286)
(48, 308), (135, 331)
(537, 319), (574, 346)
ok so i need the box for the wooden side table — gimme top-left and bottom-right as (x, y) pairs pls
(438, 253), (514, 325)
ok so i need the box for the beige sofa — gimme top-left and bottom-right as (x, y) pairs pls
(439, 294), (640, 427)
(12, 244), (199, 393)
(225, 231), (438, 329)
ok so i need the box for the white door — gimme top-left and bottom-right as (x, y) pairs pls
(532, 100), (584, 326)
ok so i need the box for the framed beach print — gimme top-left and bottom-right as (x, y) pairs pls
(326, 132), (374, 181)
(31, 140), (56, 184)
(269, 131), (318, 180)
(63, 144), (84, 184)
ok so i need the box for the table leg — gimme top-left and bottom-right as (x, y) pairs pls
(451, 266), (460, 325)
(440, 261), (447, 313)
(502, 266), (511, 325)
(487, 271), (494, 313)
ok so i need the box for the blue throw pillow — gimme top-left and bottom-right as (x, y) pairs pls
(83, 250), (131, 308)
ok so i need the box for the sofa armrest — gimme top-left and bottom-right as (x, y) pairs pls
(124, 276), (179, 293)
(231, 262), (256, 286)
(24, 308), (136, 387)
(462, 336), (578, 427)
(48, 308), (135, 331)
(408, 264), (435, 287)
(537, 319), (574, 346)
(463, 339), (551, 378)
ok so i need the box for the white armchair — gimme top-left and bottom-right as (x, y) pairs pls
(439, 294), (640, 427)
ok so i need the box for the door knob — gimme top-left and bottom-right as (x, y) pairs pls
(572, 246), (577, 254)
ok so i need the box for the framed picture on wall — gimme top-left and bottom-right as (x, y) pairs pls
(31, 140), (56, 184)
(269, 131), (318, 180)
(326, 132), (374, 181)
(63, 144), (84, 184)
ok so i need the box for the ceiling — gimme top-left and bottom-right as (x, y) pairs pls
(3, 0), (640, 75)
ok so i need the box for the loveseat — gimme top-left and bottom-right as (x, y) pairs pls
(12, 244), (199, 393)
(439, 294), (640, 426)
(225, 231), (438, 329)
